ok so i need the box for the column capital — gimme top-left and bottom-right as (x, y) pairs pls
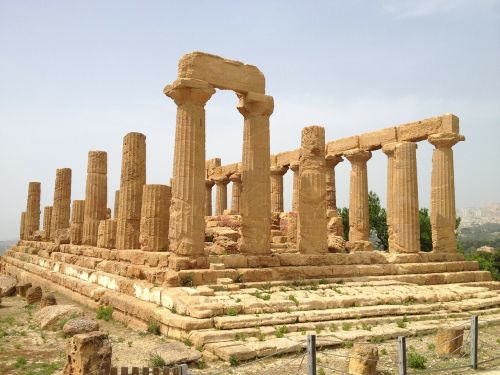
(382, 142), (397, 157)
(214, 175), (229, 185)
(229, 173), (241, 183)
(205, 179), (215, 188)
(345, 149), (372, 163)
(270, 165), (288, 176)
(164, 78), (215, 107)
(237, 92), (274, 117)
(325, 155), (343, 168)
(428, 133), (465, 149)
(289, 162), (299, 172)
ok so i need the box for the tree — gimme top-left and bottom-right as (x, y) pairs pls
(419, 208), (432, 251)
(368, 191), (388, 250)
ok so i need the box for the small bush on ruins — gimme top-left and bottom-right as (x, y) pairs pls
(408, 351), (427, 369)
(229, 355), (239, 367)
(226, 307), (238, 316)
(288, 294), (299, 306)
(319, 278), (328, 284)
(342, 341), (353, 348)
(96, 305), (113, 321)
(318, 369), (326, 375)
(183, 338), (193, 347)
(361, 323), (372, 331)
(396, 319), (407, 328)
(14, 356), (27, 368)
(147, 320), (161, 335)
(196, 359), (206, 369)
(342, 322), (352, 331)
(380, 348), (388, 355)
(274, 325), (289, 338)
(329, 324), (337, 332)
(149, 353), (167, 369)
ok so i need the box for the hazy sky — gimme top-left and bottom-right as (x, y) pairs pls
(0, 0), (499, 240)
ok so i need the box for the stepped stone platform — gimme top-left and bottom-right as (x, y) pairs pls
(2, 240), (499, 361)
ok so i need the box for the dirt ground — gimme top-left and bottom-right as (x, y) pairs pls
(1, 291), (499, 375)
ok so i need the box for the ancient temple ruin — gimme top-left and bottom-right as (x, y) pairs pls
(2, 52), (498, 362)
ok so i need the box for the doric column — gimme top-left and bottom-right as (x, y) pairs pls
(140, 184), (171, 251)
(229, 173), (241, 214)
(289, 162), (299, 212)
(19, 212), (26, 240)
(50, 168), (72, 240)
(298, 126), (328, 254)
(345, 149), (372, 250)
(325, 155), (343, 211)
(113, 190), (120, 219)
(382, 143), (396, 251)
(164, 78), (215, 257)
(392, 142), (420, 253)
(97, 219), (117, 249)
(214, 176), (229, 216)
(428, 133), (465, 252)
(116, 132), (147, 250)
(82, 151), (107, 246)
(70, 200), (85, 245)
(43, 206), (53, 240)
(270, 165), (288, 213)
(237, 92), (274, 254)
(204, 180), (214, 216)
(25, 182), (41, 239)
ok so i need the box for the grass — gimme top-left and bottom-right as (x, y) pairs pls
(229, 355), (239, 367)
(318, 368), (326, 375)
(24, 304), (36, 311)
(147, 320), (161, 335)
(319, 279), (328, 285)
(369, 336), (385, 344)
(14, 356), (28, 368)
(361, 323), (372, 331)
(183, 338), (193, 347)
(396, 318), (408, 328)
(288, 294), (299, 306)
(235, 332), (247, 341)
(427, 343), (436, 351)
(96, 305), (113, 321)
(315, 326), (322, 334)
(329, 324), (337, 332)
(149, 353), (167, 369)
(342, 341), (353, 349)
(275, 325), (289, 338)
(197, 359), (206, 369)
(342, 322), (352, 331)
(380, 348), (388, 355)
(226, 307), (238, 316)
(408, 351), (427, 369)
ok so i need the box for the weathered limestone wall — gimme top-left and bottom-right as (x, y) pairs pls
(25, 182), (41, 239)
(297, 126), (327, 254)
(116, 132), (146, 250)
(140, 184), (171, 251)
(82, 151), (107, 246)
(70, 200), (85, 245)
(43, 206), (53, 240)
(97, 219), (117, 249)
(50, 168), (72, 240)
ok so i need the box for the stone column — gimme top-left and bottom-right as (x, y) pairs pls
(428, 133), (465, 252)
(164, 78), (215, 259)
(25, 182), (41, 239)
(50, 168), (72, 240)
(229, 173), (241, 214)
(237, 92), (274, 254)
(97, 219), (117, 249)
(204, 180), (214, 216)
(325, 155), (343, 211)
(345, 149), (373, 251)
(214, 176), (228, 216)
(270, 165), (288, 213)
(116, 132), (147, 250)
(392, 142), (420, 253)
(20, 212), (26, 240)
(297, 126), (328, 254)
(82, 151), (107, 246)
(70, 200), (85, 245)
(289, 162), (299, 212)
(140, 184), (171, 251)
(113, 190), (120, 219)
(43, 206), (53, 240)
(382, 143), (396, 251)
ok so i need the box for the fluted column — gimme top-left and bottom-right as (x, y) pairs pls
(25, 182), (41, 239)
(43, 206), (53, 240)
(50, 168), (72, 240)
(116, 132), (147, 250)
(140, 184), (171, 251)
(164, 78), (215, 258)
(205, 180), (215, 216)
(114, 190), (120, 219)
(70, 200), (85, 245)
(345, 149), (372, 250)
(229, 173), (241, 214)
(428, 133), (465, 252)
(289, 162), (299, 212)
(325, 155), (343, 211)
(237, 92), (273, 254)
(19, 212), (26, 240)
(392, 142), (420, 253)
(214, 176), (229, 216)
(97, 219), (117, 249)
(82, 151), (107, 246)
(382, 143), (396, 251)
(298, 126), (327, 254)
(270, 165), (288, 213)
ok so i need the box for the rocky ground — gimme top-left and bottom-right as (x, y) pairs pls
(1, 290), (500, 375)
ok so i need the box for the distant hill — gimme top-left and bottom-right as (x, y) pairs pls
(0, 241), (16, 256)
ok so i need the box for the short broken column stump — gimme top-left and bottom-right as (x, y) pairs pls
(63, 331), (111, 375)
(348, 343), (378, 375)
(436, 327), (464, 356)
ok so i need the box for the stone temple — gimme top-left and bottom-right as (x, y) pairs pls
(2, 52), (499, 362)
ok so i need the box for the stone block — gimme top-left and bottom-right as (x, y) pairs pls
(436, 327), (464, 356)
(62, 332), (111, 375)
(397, 116), (442, 142)
(26, 286), (43, 304)
(359, 127), (397, 150)
(327, 135), (359, 156)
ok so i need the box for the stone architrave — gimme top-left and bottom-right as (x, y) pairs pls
(164, 78), (215, 258)
(50, 168), (72, 240)
(70, 200), (85, 245)
(204, 180), (214, 216)
(113, 190), (120, 219)
(115, 132), (147, 250)
(19, 212), (26, 240)
(237, 92), (274, 254)
(25, 182), (41, 239)
(214, 176), (228, 216)
(382, 143), (397, 251)
(289, 162), (299, 212)
(229, 173), (241, 214)
(392, 142), (420, 253)
(270, 165), (288, 213)
(428, 132), (464, 252)
(82, 151), (107, 246)
(97, 219), (117, 249)
(297, 126), (328, 254)
(140, 184), (171, 251)
(43, 206), (53, 241)
(345, 149), (373, 251)
(325, 155), (343, 212)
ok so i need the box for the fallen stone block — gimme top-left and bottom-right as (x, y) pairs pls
(63, 331), (111, 375)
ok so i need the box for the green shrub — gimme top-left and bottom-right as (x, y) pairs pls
(149, 353), (167, 369)
(147, 320), (161, 335)
(275, 325), (289, 338)
(342, 322), (352, 331)
(329, 324), (337, 332)
(227, 307), (238, 316)
(396, 319), (407, 328)
(408, 351), (427, 369)
(96, 305), (113, 321)
(288, 294), (299, 306)
(318, 368), (326, 375)
(196, 359), (206, 369)
(14, 357), (27, 368)
(342, 340), (353, 348)
(229, 355), (239, 367)
(361, 323), (372, 331)
(380, 348), (388, 355)
(183, 338), (193, 347)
